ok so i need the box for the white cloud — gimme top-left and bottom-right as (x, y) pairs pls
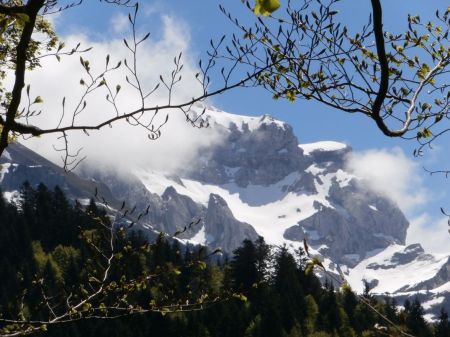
(110, 14), (129, 34)
(407, 213), (450, 254)
(346, 148), (450, 254)
(346, 147), (428, 212)
(142, 2), (164, 17)
(13, 13), (223, 173)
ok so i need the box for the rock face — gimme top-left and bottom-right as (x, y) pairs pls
(0, 143), (114, 201)
(328, 180), (409, 246)
(367, 244), (428, 270)
(1, 142), (258, 252)
(205, 194), (259, 252)
(161, 186), (205, 238)
(306, 143), (351, 173)
(284, 179), (409, 265)
(190, 114), (311, 187)
(77, 168), (256, 248)
(283, 143), (409, 266)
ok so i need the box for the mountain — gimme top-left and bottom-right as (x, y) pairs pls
(1, 106), (449, 320)
(0, 142), (117, 203)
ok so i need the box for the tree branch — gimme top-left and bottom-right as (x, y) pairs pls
(0, 0), (45, 153)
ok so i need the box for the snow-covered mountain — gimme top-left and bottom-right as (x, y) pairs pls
(1, 106), (449, 319)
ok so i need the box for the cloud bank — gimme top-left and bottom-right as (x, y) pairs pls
(346, 147), (427, 212)
(15, 13), (222, 173)
(406, 214), (449, 254)
(346, 148), (450, 254)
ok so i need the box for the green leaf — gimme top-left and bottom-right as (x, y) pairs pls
(305, 262), (314, 275)
(88, 276), (101, 284)
(417, 63), (431, 80)
(196, 260), (207, 270)
(286, 90), (296, 102)
(254, 0), (280, 16)
(417, 128), (433, 138)
(13, 13), (30, 24)
(233, 293), (248, 302)
(34, 96), (44, 104)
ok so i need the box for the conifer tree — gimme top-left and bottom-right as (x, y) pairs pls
(435, 308), (450, 337)
(405, 298), (432, 337)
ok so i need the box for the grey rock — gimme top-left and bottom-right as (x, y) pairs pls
(391, 243), (425, 265)
(77, 166), (166, 228)
(367, 244), (430, 271)
(284, 179), (409, 265)
(283, 225), (306, 242)
(78, 167), (257, 253)
(286, 171), (317, 194)
(190, 115), (312, 187)
(204, 194), (259, 252)
(328, 179), (409, 245)
(306, 144), (352, 172)
(161, 186), (204, 238)
(402, 257), (450, 292)
(0, 142), (115, 202)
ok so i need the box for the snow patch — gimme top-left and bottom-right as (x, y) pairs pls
(334, 169), (354, 187)
(200, 106), (287, 132)
(299, 141), (348, 156)
(3, 190), (20, 204)
(186, 225), (207, 246)
(422, 296), (445, 310)
(78, 198), (91, 206)
(0, 163), (11, 182)
(347, 244), (449, 294)
(136, 169), (186, 195)
(3, 150), (11, 161)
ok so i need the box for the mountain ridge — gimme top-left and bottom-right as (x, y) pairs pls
(1, 106), (449, 319)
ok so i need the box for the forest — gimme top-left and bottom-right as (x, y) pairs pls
(0, 183), (449, 337)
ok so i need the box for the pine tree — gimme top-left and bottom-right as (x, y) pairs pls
(273, 245), (306, 330)
(341, 286), (359, 328)
(304, 294), (319, 335)
(405, 298), (432, 337)
(230, 239), (258, 292)
(435, 308), (450, 337)
(287, 320), (303, 337)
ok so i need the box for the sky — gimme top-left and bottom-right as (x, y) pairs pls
(18, 0), (450, 253)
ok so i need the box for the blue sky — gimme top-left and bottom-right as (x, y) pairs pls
(39, 0), (450, 252)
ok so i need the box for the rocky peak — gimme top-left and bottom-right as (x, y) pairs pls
(205, 194), (259, 252)
(159, 186), (205, 238)
(191, 109), (311, 187)
(299, 141), (352, 172)
(284, 178), (409, 266)
(161, 186), (178, 200)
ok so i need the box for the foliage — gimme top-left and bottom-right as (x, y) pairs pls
(223, 0), (450, 154)
(254, 0), (280, 16)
